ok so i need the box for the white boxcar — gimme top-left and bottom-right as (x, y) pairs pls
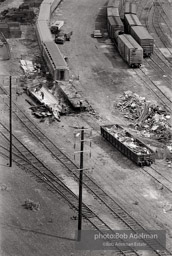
(117, 34), (143, 67)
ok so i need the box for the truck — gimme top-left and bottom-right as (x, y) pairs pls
(50, 20), (64, 34)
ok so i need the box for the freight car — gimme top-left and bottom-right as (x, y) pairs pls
(117, 34), (143, 67)
(107, 0), (120, 8)
(100, 124), (154, 166)
(120, 2), (137, 20)
(107, 16), (124, 39)
(124, 2), (137, 15)
(130, 26), (154, 57)
(124, 14), (142, 33)
(107, 3), (124, 39)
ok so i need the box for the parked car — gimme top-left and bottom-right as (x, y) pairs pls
(93, 30), (102, 38)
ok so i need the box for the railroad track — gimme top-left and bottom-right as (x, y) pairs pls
(1, 82), (172, 255)
(137, 0), (172, 69)
(133, 68), (172, 112)
(133, 0), (172, 112)
(142, 166), (172, 194)
(0, 122), (171, 256)
(152, 4), (172, 53)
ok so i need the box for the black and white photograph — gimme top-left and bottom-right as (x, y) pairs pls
(0, 0), (172, 255)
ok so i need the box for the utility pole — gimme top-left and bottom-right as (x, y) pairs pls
(9, 75), (12, 167)
(72, 126), (92, 241)
(78, 126), (84, 241)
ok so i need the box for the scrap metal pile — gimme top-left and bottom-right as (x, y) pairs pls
(116, 91), (171, 143)
(106, 125), (151, 155)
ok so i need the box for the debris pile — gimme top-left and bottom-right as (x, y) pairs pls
(22, 199), (40, 211)
(0, 6), (35, 23)
(30, 105), (52, 118)
(116, 91), (172, 143)
(20, 60), (39, 77)
(106, 125), (152, 155)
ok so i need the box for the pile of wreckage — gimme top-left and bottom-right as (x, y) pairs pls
(106, 125), (152, 155)
(116, 91), (172, 143)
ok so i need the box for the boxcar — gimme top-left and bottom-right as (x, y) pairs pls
(117, 34), (143, 67)
(107, 0), (116, 8)
(107, 16), (124, 39)
(124, 14), (142, 33)
(130, 25), (154, 57)
(100, 124), (154, 166)
(120, 2), (137, 20)
(124, 2), (137, 15)
(107, 7), (113, 17)
(107, 7), (119, 17)
(111, 7), (119, 17)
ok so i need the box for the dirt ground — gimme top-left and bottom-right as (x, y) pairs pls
(0, 0), (172, 255)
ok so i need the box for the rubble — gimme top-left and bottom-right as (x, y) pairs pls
(116, 91), (172, 143)
(22, 199), (40, 211)
(20, 60), (38, 77)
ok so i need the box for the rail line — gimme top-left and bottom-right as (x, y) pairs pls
(152, 4), (172, 53)
(137, 0), (172, 69)
(1, 81), (172, 255)
(142, 166), (172, 194)
(0, 122), (171, 256)
(133, 0), (172, 113)
(133, 68), (172, 112)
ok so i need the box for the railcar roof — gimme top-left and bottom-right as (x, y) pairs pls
(38, 3), (51, 21)
(125, 14), (142, 26)
(132, 26), (154, 40)
(43, 41), (68, 69)
(118, 34), (142, 50)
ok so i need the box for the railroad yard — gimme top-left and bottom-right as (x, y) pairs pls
(0, 0), (172, 255)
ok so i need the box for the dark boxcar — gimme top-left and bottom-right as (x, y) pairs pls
(107, 16), (124, 39)
(101, 124), (154, 166)
(124, 14), (142, 33)
(107, 17), (124, 39)
(130, 25), (154, 57)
